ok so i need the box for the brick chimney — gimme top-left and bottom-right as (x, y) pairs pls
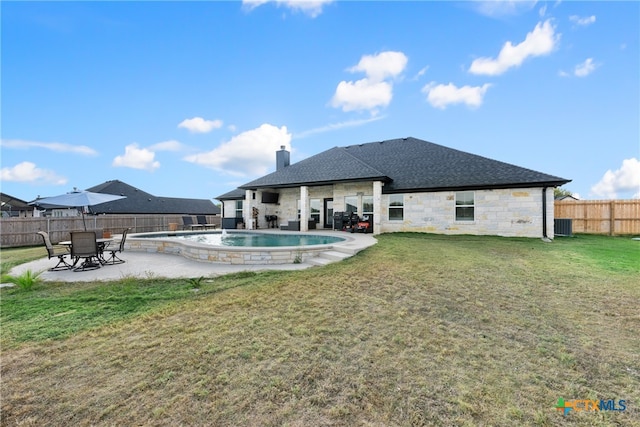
(276, 145), (290, 171)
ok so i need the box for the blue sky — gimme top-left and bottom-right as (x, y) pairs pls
(2, 1), (639, 203)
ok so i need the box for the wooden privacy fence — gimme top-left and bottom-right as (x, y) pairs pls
(554, 200), (640, 236)
(0, 215), (221, 248)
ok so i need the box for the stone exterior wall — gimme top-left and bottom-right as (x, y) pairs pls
(231, 184), (555, 238)
(247, 186), (335, 229)
(332, 183), (375, 213)
(379, 187), (553, 238)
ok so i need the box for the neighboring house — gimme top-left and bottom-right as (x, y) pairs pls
(0, 193), (34, 217)
(217, 137), (570, 238)
(30, 180), (219, 216)
(84, 180), (220, 215)
(555, 194), (580, 201)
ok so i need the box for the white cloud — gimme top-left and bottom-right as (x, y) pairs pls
(422, 82), (492, 109)
(591, 158), (640, 199)
(0, 161), (67, 185)
(347, 51), (408, 82)
(469, 20), (559, 76)
(331, 51), (407, 114)
(331, 79), (393, 114)
(149, 140), (186, 151)
(242, 0), (333, 18)
(539, 4), (547, 17)
(294, 116), (385, 139)
(471, 0), (537, 18)
(412, 66), (429, 81)
(178, 117), (223, 133)
(184, 124), (291, 177)
(574, 58), (597, 77)
(0, 139), (98, 156)
(112, 143), (160, 171)
(570, 15), (596, 27)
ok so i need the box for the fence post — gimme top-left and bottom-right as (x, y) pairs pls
(610, 200), (615, 236)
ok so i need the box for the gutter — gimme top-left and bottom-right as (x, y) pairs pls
(542, 187), (550, 241)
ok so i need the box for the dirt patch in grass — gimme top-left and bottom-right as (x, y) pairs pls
(1, 234), (638, 426)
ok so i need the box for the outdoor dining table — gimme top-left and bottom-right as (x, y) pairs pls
(59, 238), (114, 266)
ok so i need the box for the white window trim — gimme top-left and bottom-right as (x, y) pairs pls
(388, 194), (404, 221)
(455, 191), (475, 222)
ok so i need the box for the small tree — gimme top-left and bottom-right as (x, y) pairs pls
(554, 187), (574, 199)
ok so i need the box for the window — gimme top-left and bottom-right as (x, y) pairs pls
(235, 200), (244, 218)
(389, 194), (404, 221)
(310, 199), (321, 223)
(362, 196), (373, 215)
(455, 191), (474, 221)
(345, 196), (358, 214)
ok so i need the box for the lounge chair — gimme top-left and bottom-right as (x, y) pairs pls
(182, 216), (204, 230)
(36, 231), (72, 271)
(196, 215), (217, 229)
(70, 231), (101, 272)
(103, 227), (131, 265)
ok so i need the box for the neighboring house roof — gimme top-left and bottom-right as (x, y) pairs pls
(1, 193), (30, 211)
(85, 180), (220, 215)
(234, 137), (570, 194)
(217, 188), (247, 200)
(555, 194), (580, 201)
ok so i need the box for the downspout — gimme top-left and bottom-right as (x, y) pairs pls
(542, 187), (548, 240)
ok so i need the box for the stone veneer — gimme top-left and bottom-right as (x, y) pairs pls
(378, 187), (554, 238)
(229, 184), (555, 238)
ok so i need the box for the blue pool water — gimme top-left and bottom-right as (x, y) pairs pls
(139, 231), (345, 247)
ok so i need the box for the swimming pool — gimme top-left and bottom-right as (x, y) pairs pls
(125, 230), (354, 265)
(138, 231), (345, 247)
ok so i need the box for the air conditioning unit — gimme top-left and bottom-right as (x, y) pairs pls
(554, 218), (573, 237)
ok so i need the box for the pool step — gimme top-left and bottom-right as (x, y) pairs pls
(308, 249), (353, 266)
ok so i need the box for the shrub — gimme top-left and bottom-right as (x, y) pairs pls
(1, 270), (42, 291)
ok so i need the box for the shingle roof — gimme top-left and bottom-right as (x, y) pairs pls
(1, 193), (30, 210)
(85, 180), (220, 215)
(216, 188), (247, 200)
(237, 137), (570, 193)
(239, 147), (388, 190)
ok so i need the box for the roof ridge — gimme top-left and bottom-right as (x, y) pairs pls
(338, 146), (388, 178)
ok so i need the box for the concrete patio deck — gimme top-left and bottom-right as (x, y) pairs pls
(6, 231), (377, 283)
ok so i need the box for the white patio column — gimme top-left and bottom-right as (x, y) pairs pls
(300, 186), (309, 232)
(244, 190), (253, 229)
(373, 181), (383, 235)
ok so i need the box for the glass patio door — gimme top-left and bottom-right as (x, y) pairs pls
(324, 198), (333, 228)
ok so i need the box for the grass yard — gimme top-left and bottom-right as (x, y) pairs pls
(1, 234), (638, 426)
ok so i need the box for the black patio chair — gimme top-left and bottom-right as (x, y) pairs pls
(36, 231), (72, 271)
(196, 215), (217, 229)
(182, 216), (204, 230)
(70, 231), (101, 272)
(103, 228), (131, 265)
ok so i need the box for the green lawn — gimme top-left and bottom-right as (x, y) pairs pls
(1, 234), (638, 426)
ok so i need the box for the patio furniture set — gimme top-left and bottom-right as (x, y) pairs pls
(37, 228), (131, 272)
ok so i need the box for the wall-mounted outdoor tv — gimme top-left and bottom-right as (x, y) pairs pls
(261, 192), (279, 204)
